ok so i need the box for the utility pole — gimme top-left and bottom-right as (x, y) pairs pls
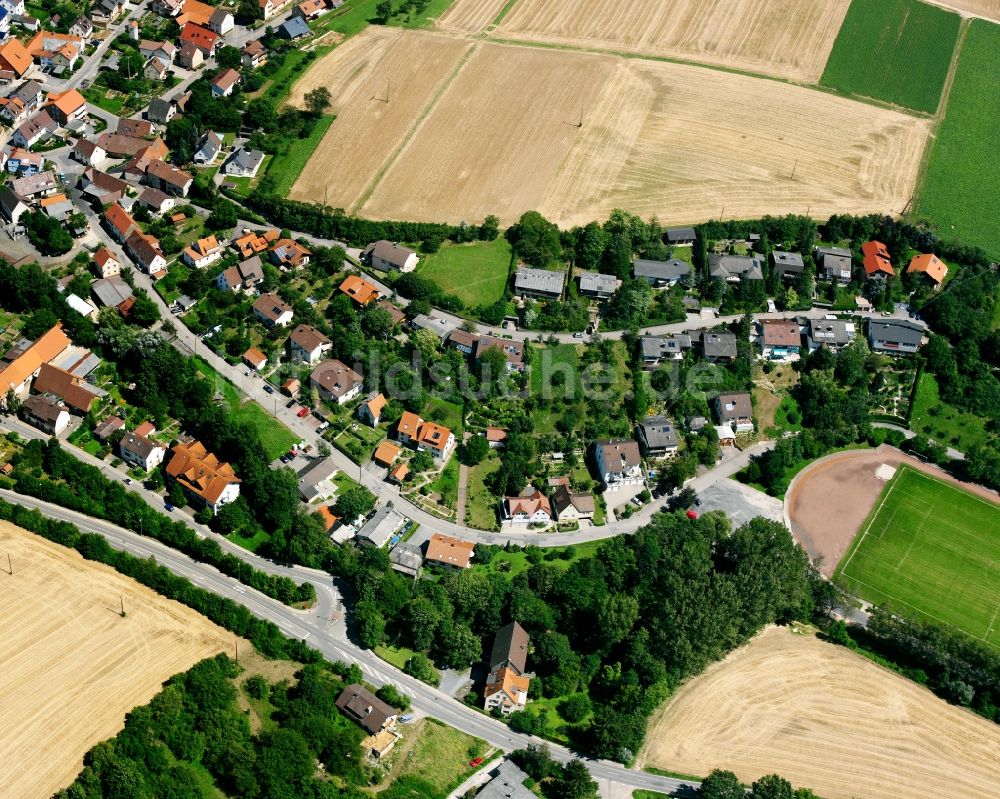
(790, 157), (799, 181)
(119, 595), (126, 617)
(6, 553), (11, 575)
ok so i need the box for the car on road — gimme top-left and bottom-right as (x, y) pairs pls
(164, 502), (174, 511)
(279, 453), (293, 464)
(285, 399), (296, 409)
(311, 410), (326, 421)
(399, 714), (414, 724)
(297, 407), (310, 417)
(881, 311), (892, 317)
(469, 757), (484, 767)
(123, 477), (132, 484)
(263, 384), (274, 394)
(573, 331), (584, 338)
(694, 496), (703, 507)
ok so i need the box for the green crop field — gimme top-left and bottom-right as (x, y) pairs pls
(835, 466), (1000, 647)
(416, 238), (512, 307)
(915, 19), (1000, 259)
(820, 0), (960, 113)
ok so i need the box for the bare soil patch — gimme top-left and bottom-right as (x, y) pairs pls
(0, 523), (230, 799)
(495, 0), (852, 82)
(785, 444), (1000, 575)
(638, 625), (1000, 799)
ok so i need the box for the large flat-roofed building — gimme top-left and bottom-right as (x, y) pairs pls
(513, 267), (564, 300)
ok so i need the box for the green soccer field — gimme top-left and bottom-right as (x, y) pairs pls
(835, 466), (1000, 647)
(819, 0), (961, 113)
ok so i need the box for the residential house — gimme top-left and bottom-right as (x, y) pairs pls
(476, 335), (525, 372)
(362, 240), (418, 273)
(0, 6), (10, 37)
(68, 16), (92, 37)
(389, 543), (422, 578)
(294, 0), (327, 20)
(147, 97), (175, 125)
(396, 412), (456, 460)
(252, 292), (294, 328)
(103, 202), (137, 243)
(0, 39), (32, 80)
(410, 314), (452, 343)
(0, 323), (70, 400)
(181, 235), (222, 268)
(486, 427), (507, 448)
(117, 118), (156, 139)
(179, 23), (220, 56)
(242, 347), (267, 372)
(125, 229), (167, 276)
(633, 258), (691, 287)
(92, 0), (123, 25)
(119, 432), (166, 472)
(165, 439), (241, 514)
(138, 186), (175, 216)
(547, 477), (594, 523)
(152, 0), (183, 16)
(287, 323), (332, 363)
(700, 331), (737, 363)
(358, 391), (386, 426)
(177, 42), (203, 69)
(210, 67), (239, 97)
(11, 110), (55, 149)
(484, 622), (530, 715)
(716, 424), (736, 448)
(71, 138), (104, 167)
(139, 40), (175, 65)
(336, 684), (398, 738)
(5, 146), (41, 174)
(502, 487), (552, 526)
(232, 227), (278, 258)
(144, 56), (168, 81)
(355, 504), (404, 548)
(208, 7), (234, 34)
(867, 319), (924, 356)
(269, 238), (310, 269)
(513, 266), (564, 300)
(372, 439), (400, 467)
(0, 186), (28, 224)
(593, 439), (643, 489)
(279, 16), (309, 38)
(636, 415), (679, 457)
(424, 533), (474, 570)
(32, 362), (100, 414)
(297, 457), (338, 503)
(339, 274), (380, 304)
(814, 247), (853, 285)
(222, 147), (265, 177)
(93, 415), (124, 441)
(310, 359), (362, 404)
(446, 329), (478, 356)
(25, 31), (84, 70)
(576, 270), (619, 299)
(195, 131), (223, 164)
(22, 394), (70, 435)
(216, 255), (265, 293)
(806, 318), (856, 352)
(772, 250), (805, 280)
(708, 253), (764, 282)
(14, 15), (41, 32)
(144, 160), (193, 197)
(378, 300), (406, 326)
(11, 169), (57, 201)
(666, 226), (697, 246)
(714, 391), (753, 433)
(241, 39), (267, 68)
(176, 0), (215, 26)
(45, 88), (86, 124)
(0, 79), (42, 124)
(758, 319), (801, 360)
(92, 247), (120, 279)
(639, 335), (685, 367)
(476, 761), (535, 799)
(862, 240), (894, 279)
(91, 276), (133, 312)
(79, 167), (127, 207)
(907, 253), (948, 289)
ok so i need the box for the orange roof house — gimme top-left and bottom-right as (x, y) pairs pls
(861, 240), (894, 278)
(0, 323), (71, 399)
(388, 462), (409, 484)
(45, 89), (86, 124)
(315, 505), (339, 532)
(242, 347), (267, 370)
(373, 440), (401, 467)
(233, 228), (279, 258)
(416, 421), (453, 456)
(483, 667), (530, 713)
(0, 39), (33, 77)
(104, 203), (138, 242)
(907, 253), (948, 286)
(31, 362), (99, 413)
(396, 411), (421, 439)
(166, 440), (241, 512)
(176, 0), (215, 27)
(339, 274), (380, 305)
(424, 533), (475, 569)
(179, 22), (220, 55)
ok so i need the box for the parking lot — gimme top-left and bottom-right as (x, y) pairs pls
(695, 478), (784, 528)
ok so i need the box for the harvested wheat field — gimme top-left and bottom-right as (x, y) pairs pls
(288, 26), (472, 209)
(358, 41), (615, 223)
(540, 57), (930, 229)
(0, 523), (230, 799)
(638, 626), (1000, 799)
(926, 0), (1000, 20)
(436, 0), (508, 33)
(494, 0), (852, 82)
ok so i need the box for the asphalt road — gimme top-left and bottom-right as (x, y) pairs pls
(0, 488), (699, 797)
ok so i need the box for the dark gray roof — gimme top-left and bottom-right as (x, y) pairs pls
(868, 319), (924, 346)
(708, 254), (764, 280)
(716, 391), (752, 420)
(120, 432), (162, 460)
(355, 504), (404, 547)
(477, 761), (535, 799)
(280, 16), (309, 37)
(147, 97), (173, 122)
(514, 267), (564, 295)
(91, 276), (134, 307)
(389, 543), (422, 576)
(633, 258), (690, 281)
(701, 331), (737, 358)
(808, 318), (857, 346)
(489, 621), (529, 675)
(637, 415), (678, 450)
(639, 335), (682, 359)
(576, 270), (618, 294)
(335, 684), (396, 734)
(814, 246), (851, 259)
(772, 250), (804, 273)
(227, 147), (265, 172)
(666, 226), (697, 243)
(24, 394), (67, 422)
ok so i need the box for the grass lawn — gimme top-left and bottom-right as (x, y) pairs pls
(529, 343), (582, 399)
(479, 540), (603, 580)
(431, 456), (460, 508)
(82, 86), (125, 115)
(915, 19), (1000, 259)
(835, 466), (1000, 647)
(227, 528), (270, 553)
(374, 643), (417, 670)
(909, 372), (986, 452)
(387, 0), (455, 28)
(465, 456), (501, 529)
(265, 115), (335, 196)
(393, 719), (486, 798)
(820, 0), (961, 113)
(773, 395), (803, 432)
(416, 238), (512, 308)
(423, 396), (465, 434)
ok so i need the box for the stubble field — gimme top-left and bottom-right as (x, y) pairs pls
(436, 0), (509, 32)
(0, 523), (230, 799)
(491, 0), (852, 81)
(292, 29), (930, 227)
(638, 626), (1000, 799)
